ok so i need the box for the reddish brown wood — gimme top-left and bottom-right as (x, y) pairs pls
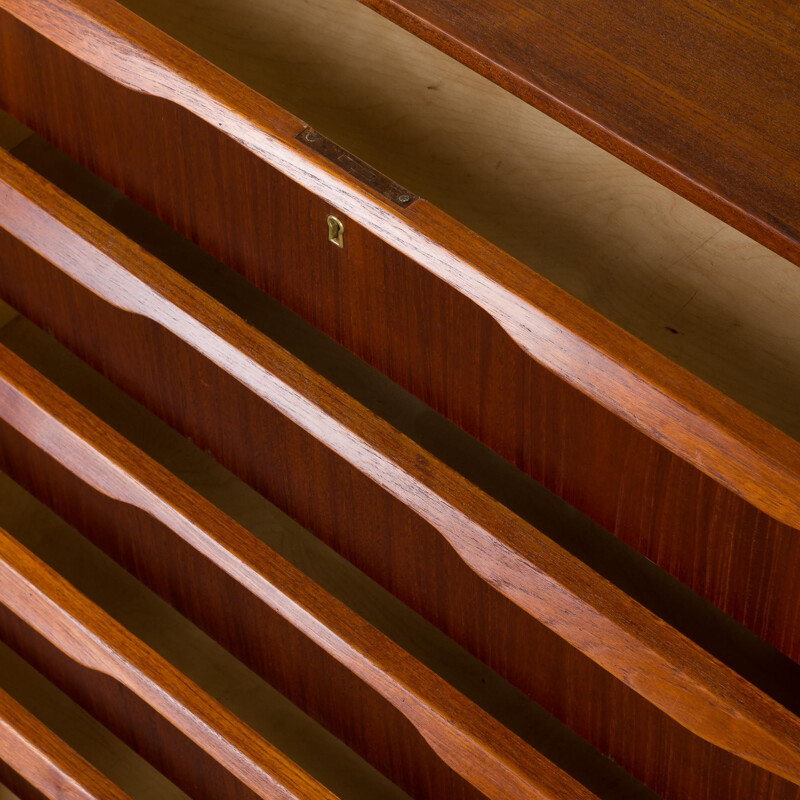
(0, 353), (591, 800)
(354, 0), (800, 268)
(0, 528), (341, 800)
(0, 687), (131, 800)
(1, 0), (798, 668)
(0, 149), (798, 800)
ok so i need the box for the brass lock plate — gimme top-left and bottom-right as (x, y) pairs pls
(297, 127), (418, 209)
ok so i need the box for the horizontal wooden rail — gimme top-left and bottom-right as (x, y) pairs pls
(0, 149), (797, 800)
(0, 686), (131, 800)
(0, 0), (797, 668)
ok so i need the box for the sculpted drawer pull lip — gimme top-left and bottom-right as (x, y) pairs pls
(0, 358), (597, 800)
(0, 527), (339, 800)
(2, 0), (800, 672)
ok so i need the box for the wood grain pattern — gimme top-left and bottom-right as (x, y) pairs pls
(0, 471), (405, 800)
(0, 356), (597, 800)
(112, 0), (800, 443)
(11, 131), (799, 742)
(353, 0), (800, 271)
(1, 0), (798, 669)
(0, 687), (131, 800)
(0, 528), (342, 800)
(0, 149), (798, 800)
(0, 315), (659, 800)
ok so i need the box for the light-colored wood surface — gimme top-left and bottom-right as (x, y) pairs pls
(11, 124), (791, 800)
(0, 5), (796, 794)
(116, 0), (800, 439)
(1, 106), (792, 800)
(0, 298), (398, 800)
(6, 131), (797, 722)
(5, 139), (800, 788)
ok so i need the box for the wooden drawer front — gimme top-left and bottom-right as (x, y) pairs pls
(0, 342), (589, 800)
(0, 146), (799, 800)
(0, 527), (336, 800)
(1, 0), (798, 669)
(0, 687), (132, 800)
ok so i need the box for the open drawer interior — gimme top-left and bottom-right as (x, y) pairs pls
(1, 0), (798, 679)
(0, 1), (797, 799)
(0, 465), (411, 800)
(0, 641), (190, 800)
(109, 0), (799, 441)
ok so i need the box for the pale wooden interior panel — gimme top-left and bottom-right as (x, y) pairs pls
(113, 0), (800, 440)
(0, 3), (797, 798)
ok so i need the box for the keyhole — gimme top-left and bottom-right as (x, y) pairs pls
(327, 215), (344, 248)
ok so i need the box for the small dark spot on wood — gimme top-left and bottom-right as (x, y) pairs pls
(427, 84), (440, 90)
(665, 326), (680, 334)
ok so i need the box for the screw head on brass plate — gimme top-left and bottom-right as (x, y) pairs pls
(327, 215), (344, 248)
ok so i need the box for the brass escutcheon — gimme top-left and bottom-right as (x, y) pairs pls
(327, 215), (344, 248)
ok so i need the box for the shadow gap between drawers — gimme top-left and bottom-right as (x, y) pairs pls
(0, 640), (190, 800)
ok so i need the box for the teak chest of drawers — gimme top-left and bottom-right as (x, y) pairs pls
(0, 1), (798, 799)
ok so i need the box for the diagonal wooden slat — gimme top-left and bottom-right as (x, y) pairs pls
(0, 147), (797, 800)
(0, 0), (797, 671)
(0, 529), (341, 800)
(0, 686), (132, 800)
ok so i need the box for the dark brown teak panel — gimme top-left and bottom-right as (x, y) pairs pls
(0, 349), (588, 800)
(1, 0), (799, 667)
(0, 149), (798, 800)
(0, 687), (132, 800)
(354, 0), (800, 269)
(0, 526), (339, 800)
